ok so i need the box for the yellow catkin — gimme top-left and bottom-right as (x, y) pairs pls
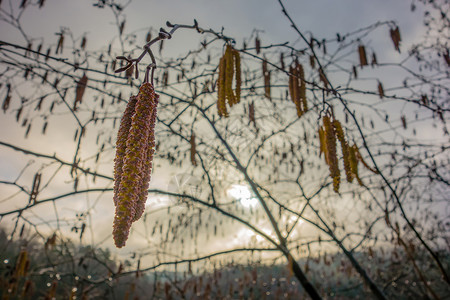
(323, 116), (340, 192)
(225, 45), (236, 106)
(289, 62), (304, 117)
(232, 48), (241, 104)
(14, 250), (28, 278)
(358, 45), (368, 66)
(334, 120), (352, 183)
(217, 56), (228, 117)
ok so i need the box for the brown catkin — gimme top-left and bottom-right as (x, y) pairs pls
(298, 63), (307, 113)
(74, 73), (88, 111)
(358, 45), (368, 66)
(249, 102), (255, 126)
(190, 133), (197, 166)
(323, 116), (340, 192)
(288, 66), (299, 116)
(318, 126), (326, 161)
(349, 144), (363, 186)
(113, 83), (158, 248)
(378, 81), (384, 99)
(262, 59), (271, 99)
(309, 55), (315, 69)
(390, 26), (401, 52)
(113, 96), (138, 207)
(255, 37), (261, 54)
(264, 70), (271, 99)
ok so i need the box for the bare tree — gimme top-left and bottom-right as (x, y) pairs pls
(0, 0), (448, 299)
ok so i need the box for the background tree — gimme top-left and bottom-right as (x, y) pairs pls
(0, 0), (448, 299)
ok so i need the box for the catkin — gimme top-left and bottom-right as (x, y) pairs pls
(217, 45), (241, 116)
(190, 133), (197, 166)
(217, 56), (228, 117)
(263, 59), (271, 99)
(334, 120), (352, 183)
(323, 116), (340, 192)
(349, 144), (363, 186)
(232, 48), (241, 104)
(113, 83), (159, 248)
(74, 73), (88, 111)
(249, 102), (255, 126)
(225, 45), (236, 105)
(390, 26), (401, 52)
(358, 45), (368, 66)
(298, 63), (307, 113)
(289, 61), (307, 117)
(318, 126), (327, 161)
(378, 81), (384, 99)
(113, 96), (138, 207)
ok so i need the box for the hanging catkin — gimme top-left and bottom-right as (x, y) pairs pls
(288, 61), (307, 117)
(333, 120), (352, 183)
(113, 83), (159, 248)
(377, 81), (384, 99)
(190, 133), (197, 166)
(349, 144), (363, 186)
(225, 45), (236, 105)
(390, 26), (401, 52)
(323, 116), (340, 192)
(216, 44), (241, 117)
(217, 55), (228, 117)
(74, 73), (88, 111)
(358, 45), (368, 66)
(262, 59), (271, 99)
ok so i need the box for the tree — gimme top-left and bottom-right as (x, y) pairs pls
(0, 0), (448, 299)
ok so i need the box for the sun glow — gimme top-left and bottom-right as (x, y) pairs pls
(227, 184), (259, 208)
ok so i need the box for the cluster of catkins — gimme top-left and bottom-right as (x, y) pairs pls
(113, 83), (159, 248)
(288, 60), (308, 117)
(318, 116), (377, 193)
(217, 44), (241, 117)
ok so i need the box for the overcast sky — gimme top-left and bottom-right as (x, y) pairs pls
(0, 0), (432, 262)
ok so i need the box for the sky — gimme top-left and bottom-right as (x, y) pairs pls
(0, 0), (438, 265)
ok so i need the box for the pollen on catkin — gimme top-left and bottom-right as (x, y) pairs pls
(289, 61), (307, 117)
(323, 116), (340, 193)
(333, 120), (352, 183)
(217, 55), (228, 117)
(113, 83), (159, 248)
(216, 44), (241, 117)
